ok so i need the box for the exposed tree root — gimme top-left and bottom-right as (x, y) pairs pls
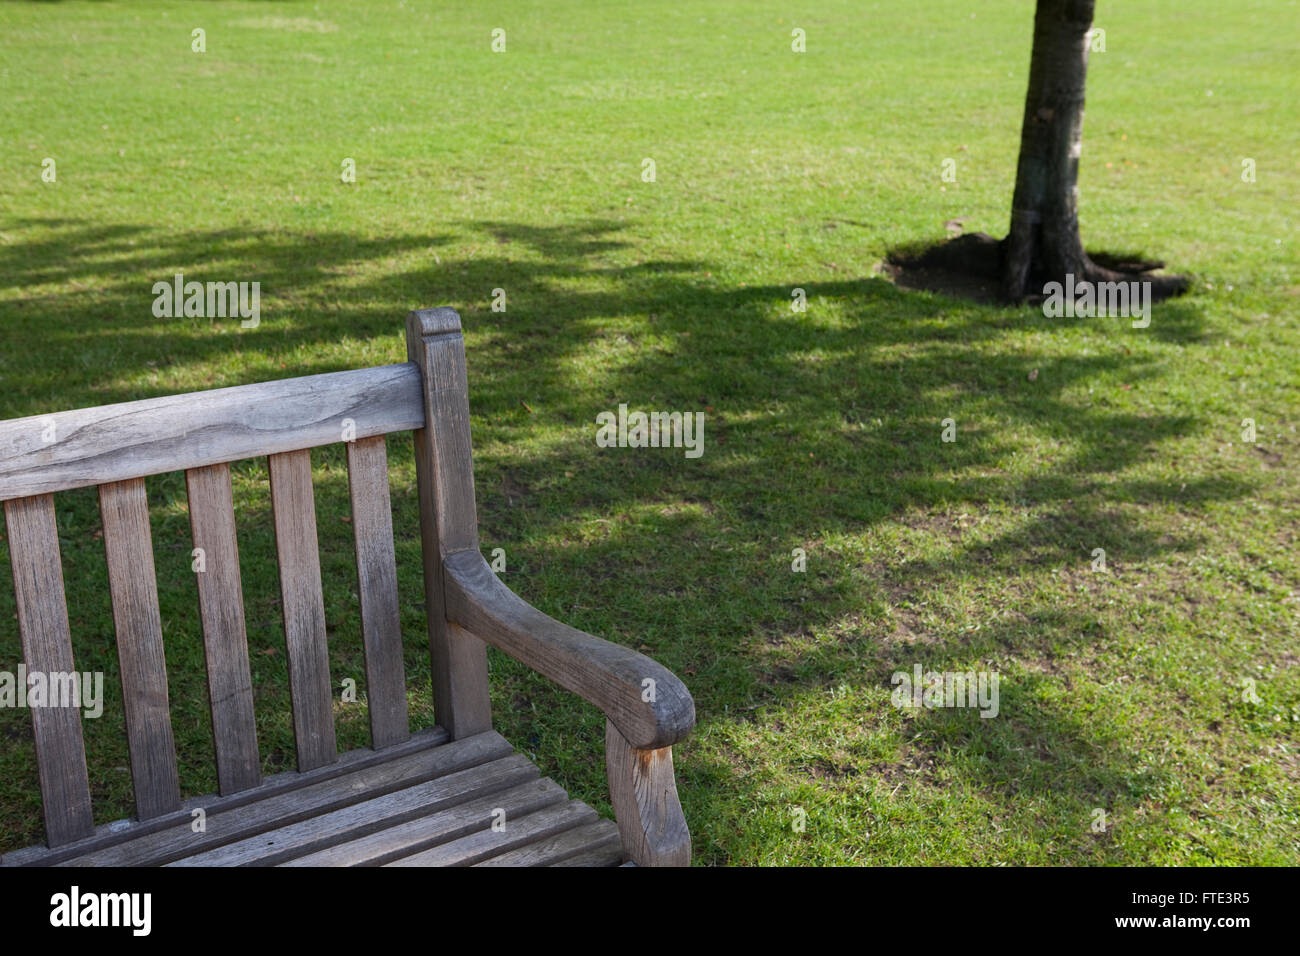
(885, 232), (1191, 306)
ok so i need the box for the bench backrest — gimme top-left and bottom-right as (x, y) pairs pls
(0, 309), (491, 848)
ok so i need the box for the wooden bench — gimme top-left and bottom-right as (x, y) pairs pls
(0, 308), (693, 867)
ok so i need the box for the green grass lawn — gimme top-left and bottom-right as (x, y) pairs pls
(1, 0), (1297, 865)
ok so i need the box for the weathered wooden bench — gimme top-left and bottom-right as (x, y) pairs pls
(0, 308), (693, 867)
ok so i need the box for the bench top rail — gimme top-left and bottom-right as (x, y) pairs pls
(0, 362), (423, 502)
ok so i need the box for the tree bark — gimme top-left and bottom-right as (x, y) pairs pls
(888, 0), (1188, 304)
(1003, 0), (1099, 300)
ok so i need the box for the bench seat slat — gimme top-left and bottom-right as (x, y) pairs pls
(547, 833), (627, 867)
(384, 799), (600, 867)
(0, 363), (424, 502)
(479, 819), (623, 867)
(52, 730), (512, 867)
(170, 753), (540, 866)
(99, 478), (182, 821)
(3, 494), (95, 847)
(269, 449), (337, 772)
(1, 727), (449, 867)
(345, 436), (409, 750)
(281, 777), (570, 867)
(186, 463), (261, 795)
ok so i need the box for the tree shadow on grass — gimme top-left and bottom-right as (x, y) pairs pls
(0, 216), (1246, 862)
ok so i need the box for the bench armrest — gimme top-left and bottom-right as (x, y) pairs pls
(443, 549), (694, 865)
(442, 549), (695, 750)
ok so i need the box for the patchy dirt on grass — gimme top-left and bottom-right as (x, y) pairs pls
(881, 232), (1191, 305)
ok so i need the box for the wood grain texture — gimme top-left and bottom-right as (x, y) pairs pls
(405, 309), (479, 555)
(474, 819), (622, 867)
(186, 463), (261, 795)
(268, 449), (337, 772)
(99, 478), (182, 821)
(54, 731), (510, 867)
(405, 309), (491, 740)
(345, 436), (409, 750)
(3, 494), (94, 847)
(282, 776), (569, 867)
(3, 727), (449, 867)
(170, 753), (539, 866)
(444, 549), (695, 750)
(384, 798), (598, 867)
(547, 835), (627, 867)
(605, 720), (691, 867)
(0, 364), (424, 501)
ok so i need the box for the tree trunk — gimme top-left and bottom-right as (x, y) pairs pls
(888, 0), (1188, 304)
(1003, 0), (1098, 301)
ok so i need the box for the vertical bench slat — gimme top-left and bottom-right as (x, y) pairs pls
(346, 436), (409, 750)
(3, 494), (95, 846)
(186, 463), (261, 794)
(406, 308), (492, 740)
(268, 449), (338, 772)
(99, 478), (182, 820)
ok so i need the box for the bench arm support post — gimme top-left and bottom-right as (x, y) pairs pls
(605, 720), (691, 866)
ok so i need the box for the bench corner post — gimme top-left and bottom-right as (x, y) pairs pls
(405, 309), (492, 740)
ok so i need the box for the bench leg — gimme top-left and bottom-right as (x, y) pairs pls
(605, 720), (691, 866)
